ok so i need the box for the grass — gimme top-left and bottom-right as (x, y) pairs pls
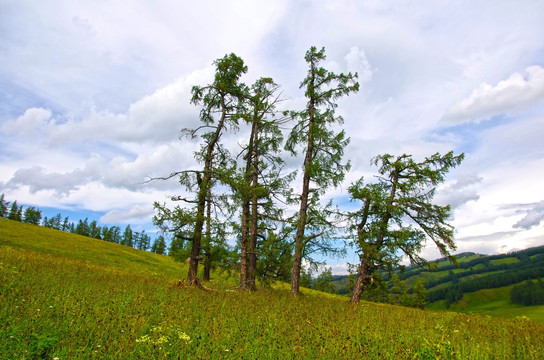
(2, 219), (544, 359)
(427, 284), (544, 322)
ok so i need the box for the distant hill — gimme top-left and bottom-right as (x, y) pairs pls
(332, 245), (544, 321)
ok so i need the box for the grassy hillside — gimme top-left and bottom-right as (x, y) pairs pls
(2, 219), (544, 359)
(332, 246), (544, 321)
(428, 283), (544, 322)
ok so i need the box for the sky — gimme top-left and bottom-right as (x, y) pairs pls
(1, 0), (544, 275)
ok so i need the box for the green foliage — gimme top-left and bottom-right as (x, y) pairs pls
(287, 46), (358, 295)
(347, 152), (464, 303)
(8, 201), (23, 221)
(299, 267), (314, 289)
(388, 272), (410, 306)
(511, 280), (544, 306)
(314, 268), (336, 294)
(121, 224), (133, 247)
(256, 229), (294, 284)
(22, 206), (42, 225)
(362, 272), (389, 303)
(0, 193), (10, 217)
(2, 220), (544, 358)
(413, 278), (428, 309)
(151, 235), (167, 255)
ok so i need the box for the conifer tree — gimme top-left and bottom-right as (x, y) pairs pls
(121, 224), (133, 247)
(151, 235), (167, 255)
(154, 53), (248, 285)
(0, 194), (10, 217)
(23, 206), (42, 225)
(348, 151), (464, 304)
(286, 46), (359, 296)
(235, 77), (290, 290)
(8, 201), (23, 221)
(412, 278), (428, 309)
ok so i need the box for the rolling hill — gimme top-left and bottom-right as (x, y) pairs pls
(1, 218), (544, 359)
(331, 246), (544, 321)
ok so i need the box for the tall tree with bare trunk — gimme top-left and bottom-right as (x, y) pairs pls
(153, 53), (248, 286)
(236, 77), (291, 290)
(285, 46), (359, 296)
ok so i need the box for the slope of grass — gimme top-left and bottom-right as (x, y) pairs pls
(0, 218), (187, 278)
(427, 284), (544, 322)
(2, 219), (544, 359)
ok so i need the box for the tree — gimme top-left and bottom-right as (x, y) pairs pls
(61, 216), (71, 231)
(235, 77), (290, 290)
(89, 220), (101, 239)
(75, 218), (90, 237)
(0, 194), (10, 217)
(314, 267), (336, 294)
(108, 226), (122, 244)
(151, 235), (167, 255)
(121, 225), (133, 247)
(286, 46), (359, 296)
(361, 272), (389, 303)
(256, 227), (295, 285)
(348, 151), (464, 304)
(23, 206), (42, 225)
(153, 53), (248, 286)
(412, 278), (428, 309)
(299, 267), (314, 289)
(136, 230), (151, 251)
(388, 273), (407, 305)
(8, 201), (23, 221)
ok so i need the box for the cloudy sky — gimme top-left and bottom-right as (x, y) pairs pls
(1, 0), (544, 274)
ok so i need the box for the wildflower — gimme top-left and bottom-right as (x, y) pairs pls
(178, 332), (191, 342)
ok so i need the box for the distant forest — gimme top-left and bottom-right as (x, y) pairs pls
(424, 247), (544, 307)
(0, 193), (167, 255)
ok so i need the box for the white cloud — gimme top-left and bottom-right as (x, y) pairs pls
(435, 173), (482, 210)
(443, 65), (544, 123)
(344, 46), (374, 83)
(2, 107), (52, 133)
(504, 201), (544, 230)
(101, 204), (155, 224)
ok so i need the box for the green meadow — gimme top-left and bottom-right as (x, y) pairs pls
(2, 219), (544, 359)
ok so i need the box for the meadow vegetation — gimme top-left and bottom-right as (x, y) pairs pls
(2, 219), (544, 359)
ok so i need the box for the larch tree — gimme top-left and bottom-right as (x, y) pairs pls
(348, 151), (464, 304)
(0, 194), (11, 217)
(412, 278), (428, 309)
(153, 53), (248, 286)
(285, 46), (359, 296)
(236, 77), (290, 290)
(8, 201), (23, 221)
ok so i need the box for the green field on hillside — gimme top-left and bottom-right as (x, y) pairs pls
(428, 284), (544, 322)
(2, 219), (544, 359)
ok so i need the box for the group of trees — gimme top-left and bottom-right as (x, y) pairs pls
(0, 193), (167, 255)
(426, 251), (544, 306)
(511, 280), (544, 306)
(153, 46), (464, 303)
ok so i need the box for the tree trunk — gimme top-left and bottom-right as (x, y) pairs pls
(239, 199), (250, 288)
(240, 119), (256, 289)
(248, 122), (259, 291)
(291, 100), (315, 296)
(187, 97), (227, 286)
(203, 189), (212, 281)
(349, 255), (373, 304)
